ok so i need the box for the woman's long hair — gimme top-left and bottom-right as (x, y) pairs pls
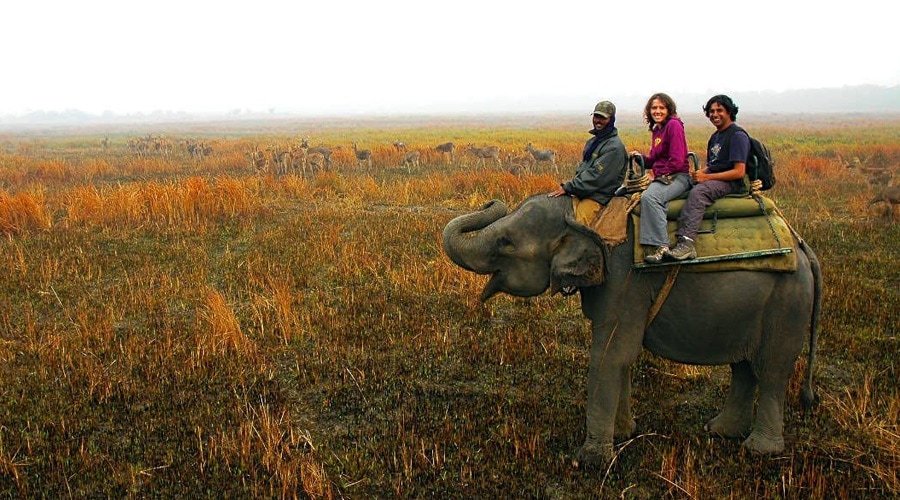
(643, 93), (678, 131)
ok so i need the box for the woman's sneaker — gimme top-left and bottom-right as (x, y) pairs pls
(666, 237), (697, 261)
(644, 245), (669, 264)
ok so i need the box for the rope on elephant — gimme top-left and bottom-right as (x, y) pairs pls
(646, 266), (680, 326)
(770, 202), (806, 247)
(624, 192), (642, 214)
(749, 178), (764, 194)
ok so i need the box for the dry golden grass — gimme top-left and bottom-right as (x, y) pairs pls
(821, 373), (900, 492)
(203, 402), (333, 498)
(658, 445), (699, 498)
(0, 188), (51, 234)
(195, 288), (258, 364)
(63, 176), (263, 228)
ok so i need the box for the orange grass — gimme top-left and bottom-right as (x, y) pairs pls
(64, 176), (264, 228)
(194, 288), (258, 365)
(0, 188), (51, 234)
(203, 402), (334, 498)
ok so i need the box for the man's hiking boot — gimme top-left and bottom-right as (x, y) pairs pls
(644, 245), (669, 264)
(666, 237), (697, 261)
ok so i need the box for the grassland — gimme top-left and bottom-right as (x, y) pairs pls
(0, 114), (897, 497)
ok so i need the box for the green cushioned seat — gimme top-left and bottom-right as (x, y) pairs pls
(632, 193), (774, 220)
(631, 210), (798, 273)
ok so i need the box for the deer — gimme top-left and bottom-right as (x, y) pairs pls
(505, 153), (536, 175)
(246, 147), (268, 173)
(352, 143), (373, 169)
(266, 146), (282, 175)
(156, 136), (174, 157)
(435, 142), (455, 164)
(301, 138), (334, 168)
(392, 140), (407, 152)
(100, 137), (110, 150)
(869, 185), (900, 220)
(284, 145), (305, 176)
(869, 185), (900, 205)
(525, 142), (558, 174)
(187, 140), (212, 160)
(401, 150), (420, 173)
(306, 152), (326, 174)
(837, 153), (895, 188)
(838, 153), (887, 175)
(868, 168), (894, 188)
(465, 144), (502, 168)
(128, 137), (150, 157)
(837, 153), (869, 170)
(282, 148), (294, 174)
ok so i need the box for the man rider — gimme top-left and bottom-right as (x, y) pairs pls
(667, 94), (750, 261)
(548, 100), (627, 206)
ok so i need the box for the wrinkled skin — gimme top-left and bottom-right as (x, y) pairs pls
(443, 195), (821, 468)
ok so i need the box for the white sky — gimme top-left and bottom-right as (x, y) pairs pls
(2, 0), (897, 115)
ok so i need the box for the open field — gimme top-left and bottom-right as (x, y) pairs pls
(0, 115), (898, 497)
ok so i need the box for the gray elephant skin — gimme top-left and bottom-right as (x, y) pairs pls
(442, 194), (821, 468)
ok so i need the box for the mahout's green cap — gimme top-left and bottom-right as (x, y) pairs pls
(592, 101), (616, 118)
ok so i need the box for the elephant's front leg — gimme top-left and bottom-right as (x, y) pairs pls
(574, 363), (624, 469)
(614, 365), (637, 441)
(574, 322), (639, 469)
(706, 361), (756, 438)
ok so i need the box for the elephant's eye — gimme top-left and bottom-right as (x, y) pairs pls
(498, 236), (515, 252)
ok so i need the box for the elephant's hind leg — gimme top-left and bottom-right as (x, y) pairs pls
(706, 361), (755, 438)
(743, 371), (788, 454)
(742, 304), (807, 455)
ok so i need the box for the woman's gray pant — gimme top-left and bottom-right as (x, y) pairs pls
(639, 173), (691, 247)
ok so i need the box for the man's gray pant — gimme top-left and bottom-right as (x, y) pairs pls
(639, 173), (691, 247)
(676, 179), (739, 241)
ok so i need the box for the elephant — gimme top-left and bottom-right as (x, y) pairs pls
(442, 194), (821, 468)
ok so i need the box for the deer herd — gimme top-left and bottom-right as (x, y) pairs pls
(104, 134), (898, 221)
(239, 138), (561, 177)
(119, 134), (215, 160)
(108, 134), (560, 176)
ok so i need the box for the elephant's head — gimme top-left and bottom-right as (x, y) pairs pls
(442, 195), (607, 301)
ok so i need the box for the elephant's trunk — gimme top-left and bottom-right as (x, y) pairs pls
(442, 200), (507, 274)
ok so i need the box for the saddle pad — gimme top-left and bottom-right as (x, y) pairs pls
(632, 212), (798, 272)
(632, 195), (776, 220)
(573, 197), (630, 246)
(573, 197), (601, 226)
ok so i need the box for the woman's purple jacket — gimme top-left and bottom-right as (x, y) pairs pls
(645, 116), (689, 176)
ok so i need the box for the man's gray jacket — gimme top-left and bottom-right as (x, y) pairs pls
(563, 131), (627, 205)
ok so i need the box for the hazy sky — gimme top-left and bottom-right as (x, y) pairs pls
(3, 0), (896, 115)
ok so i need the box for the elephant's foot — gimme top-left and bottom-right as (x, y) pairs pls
(571, 441), (613, 470)
(742, 430), (785, 455)
(614, 418), (637, 442)
(705, 412), (752, 439)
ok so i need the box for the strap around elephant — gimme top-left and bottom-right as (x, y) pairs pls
(646, 266), (680, 327)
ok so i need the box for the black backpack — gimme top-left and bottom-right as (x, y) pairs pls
(747, 136), (776, 191)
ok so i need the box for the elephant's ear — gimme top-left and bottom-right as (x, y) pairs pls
(549, 214), (607, 294)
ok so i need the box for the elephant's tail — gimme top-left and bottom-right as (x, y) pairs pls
(799, 239), (822, 411)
